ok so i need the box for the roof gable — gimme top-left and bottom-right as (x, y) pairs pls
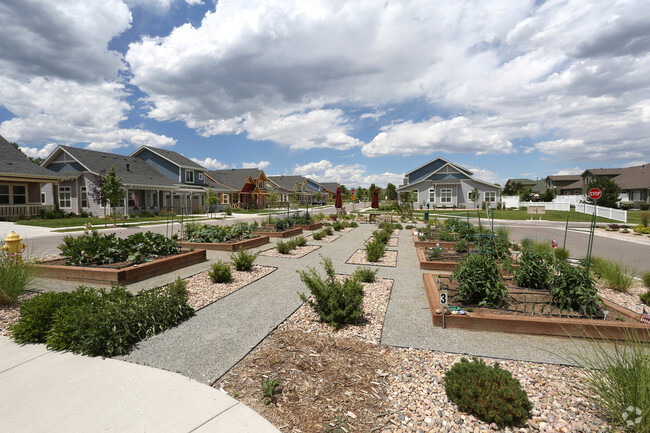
(406, 157), (473, 184)
(130, 145), (205, 170)
(0, 136), (64, 180)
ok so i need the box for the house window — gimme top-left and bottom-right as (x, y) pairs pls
(258, 180), (263, 189)
(429, 188), (435, 203)
(81, 186), (88, 208)
(222, 194), (229, 204)
(440, 188), (452, 204)
(59, 186), (71, 208)
(0, 185), (9, 204)
(185, 170), (194, 183)
(41, 193), (46, 204)
(484, 191), (496, 202)
(12, 186), (26, 204)
(198, 172), (204, 181)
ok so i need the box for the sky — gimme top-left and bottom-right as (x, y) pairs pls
(1, 0), (649, 188)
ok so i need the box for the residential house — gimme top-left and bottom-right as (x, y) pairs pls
(205, 168), (268, 209)
(582, 165), (650, 205)
(319, 182), (340, 200)
(267, 175), (324, 204)
(0, 135), (62, 219)
(41, 146), (177, 216)
(130, 145), (209, 213)
(504, 178), (546, 194)
(544, 175), (583, 196)
(397, 157), (501, 208)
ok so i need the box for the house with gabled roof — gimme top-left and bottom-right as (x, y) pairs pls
(582, 165), (650, 205)
(205, 168), (268, 209)
(130, 145), (209, 213)
(319, 182), (340, 199)
(397, 157), (500, 208)
(267, 175), (323, 204)
(544, 175), (583, 196)
(0, 135), (63, 219)
(504, 178), (546, 194)
(41, 146), (177, 216)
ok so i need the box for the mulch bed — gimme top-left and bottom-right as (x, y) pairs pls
(259, 245), (321, 259)
(346, 249), (398, 267)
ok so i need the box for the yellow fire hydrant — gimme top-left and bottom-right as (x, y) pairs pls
(1, 231), (27, 256)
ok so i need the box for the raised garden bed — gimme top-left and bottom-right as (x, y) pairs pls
(179, 235), (269, 251)
(412, 230), (474, 249)
(416, 247), (464, 271)
(423, 273), (650, 341)
(293, 222), (323, 231)
(36, 249), (207, 285)
(254, 227), (304, 238)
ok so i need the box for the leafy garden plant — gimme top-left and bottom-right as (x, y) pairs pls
(451, 253), (507, 307)
(353, 267), (378, 283)
(444, 357), (532, 428)
(551, 261), (602, 317)
(298, 257), (364, 329)
(514, 249), (554, 291)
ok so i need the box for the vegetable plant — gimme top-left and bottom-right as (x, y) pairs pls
(451, 253), (507, 307)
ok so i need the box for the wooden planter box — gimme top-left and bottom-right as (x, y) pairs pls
(423, 273), (650, 341)
(179, 236), (269, 251)
(412, 231), (474, 249)
(293, 222), (323, 231)
(254, 227), (303, 238)
(37, 249), (207, 285)
(417, 247), (460, 271)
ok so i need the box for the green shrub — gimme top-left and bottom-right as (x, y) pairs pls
(312, 231), (324, 241)
(12, 285), (193, 357)
(639, 290), (650, 306)
(292, 235), (307, 247)
(332, 221), (344, 231)
(619, 201), (635, 210)
(642, 271), (650, 288)
(514, 249), (554, 291)
(454, 239), (469, 253)
(323, 226), (334, 236)
(276, 239), (294, 254)
(591, 257), (637, 292)
(451, 253), (507, 307)
(209, 260), (232, 283)
(225, 206), (233, 215)
(520, 237), (551, 254)
(372, 229), (391, 245)
(353, 267), (378, 283)
(444, 358), (531, 428)
(641, 212), (649, 227)
(298, 257), (364, 329)
(348, 221), (358, 228)
(365, 239), (385, 262)
(0, 252), (39, 305)
(425, 247), (444, 260)
(231, 248), (259, 271)
(551, 261), (602, 317)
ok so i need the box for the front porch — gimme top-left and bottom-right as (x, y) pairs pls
(0, 204), (55, 219)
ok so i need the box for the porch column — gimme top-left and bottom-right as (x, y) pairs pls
(123, 190), (129, 216)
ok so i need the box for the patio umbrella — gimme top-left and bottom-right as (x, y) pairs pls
(371, 188), (379, 209)
(335, 186), (343, 209)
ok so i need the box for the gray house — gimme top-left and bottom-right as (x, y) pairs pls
(130, 146), (209, 213)
(41, 146), (177, 216)
(397, 157), (500, 208)
(267, 175), (323, 204)
(1, 135), (62, 219)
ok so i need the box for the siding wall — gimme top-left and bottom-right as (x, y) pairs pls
(135, 149), (179, 181)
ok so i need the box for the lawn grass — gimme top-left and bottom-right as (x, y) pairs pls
(16, 215), (209, 228)
(412, 208), (636, 224)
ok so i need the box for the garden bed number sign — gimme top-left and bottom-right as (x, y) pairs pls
(588, 188), (602, 200)
(439, 289), (448, 306)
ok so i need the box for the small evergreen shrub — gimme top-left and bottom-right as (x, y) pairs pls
(642, 271), (650, 288)
(348, 221), (359, 228)
(444, 357), (532, 428)
(323, 226), (334, 236)
(224, 206), (233, 215)
(209, 260), (232, 283)
(353, 267), (378, 283)
(312, 231), (324, 241)
(276, 239), (294, 254)
(372, 229), (391, 245)
(332, 221), (344, 231)
(298, 257), (364, 329)
(514, 249), (554, 291)
(231, 248), (259, 271)
(292, 235), (307, 247)
(365, 239), (386, 262)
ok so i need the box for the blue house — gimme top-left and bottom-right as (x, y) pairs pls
(130, 146), (208, 213)
(397, 157), (500, 208)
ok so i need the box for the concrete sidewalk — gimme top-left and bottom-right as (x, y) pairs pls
(0, 337), (280, 433)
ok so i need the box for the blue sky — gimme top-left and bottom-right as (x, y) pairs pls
(1, 0), (649, 187)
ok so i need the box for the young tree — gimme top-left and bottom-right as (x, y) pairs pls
(539, 188), (555, 202)
(503, 181), (524, 196)
(385, 183), (397, 200)
(368, 183), (377, 198)
(205, 187), (219, 218)
(267, 186), (279, 223)
(586, 176), (621, 208)
(469, 187), (480, 209)
(102, 166), (126, 223)
(89, 169), (109, 225)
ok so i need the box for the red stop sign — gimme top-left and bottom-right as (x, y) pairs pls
(588, 188), (602, 200)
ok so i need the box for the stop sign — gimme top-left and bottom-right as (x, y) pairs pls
(588, 188), (602, 200)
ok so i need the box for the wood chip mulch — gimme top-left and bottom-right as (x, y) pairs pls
(304, 234), (342, 243)
(259, 245), (321, 259)
(346, 249), (398, 267)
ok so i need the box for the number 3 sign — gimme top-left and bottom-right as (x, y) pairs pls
(439, 290), (448, 306)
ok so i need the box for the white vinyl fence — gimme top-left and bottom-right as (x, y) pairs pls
(520, 201), (571, 211)
(575, 203), (627, 223)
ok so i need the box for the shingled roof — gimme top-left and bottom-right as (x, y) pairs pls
(131, 145), (205, 170)
(44, 146), (177, 189)
(0, 135), (62, 180)
(206, 168), (264, 190)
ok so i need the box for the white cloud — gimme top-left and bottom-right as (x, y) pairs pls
(185, 0), (203, 5)
(123, 0), (173, 12)
(19, 143), (58, 160)
(552, 167), (583, 176)
(242, 160), (270, 169)
(363, 116), (515, 157)
(192, 157), (231, 170)
(292, 159), (402, 188)
(467, 168), (499, 185)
